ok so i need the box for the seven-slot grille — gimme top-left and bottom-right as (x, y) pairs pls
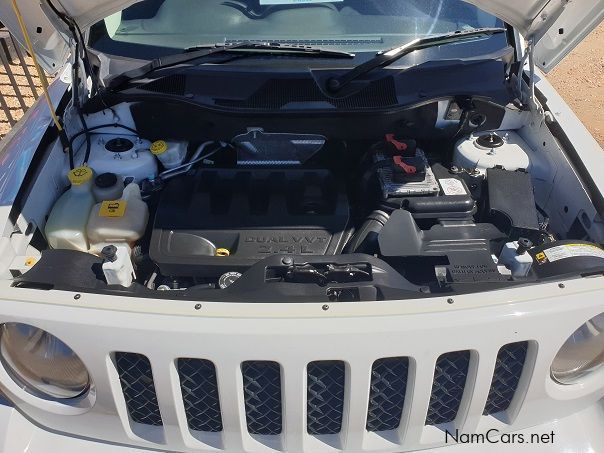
(115, 342), (530, 438)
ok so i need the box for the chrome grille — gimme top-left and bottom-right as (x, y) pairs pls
(426, 351), (471, 425)
(241, 361), (283, 435)
(307, 361), (346, 435)
(114, 352), (163, 426)
(177, 358), (223, 432)
(366, 357), (409, 432)
(484, 342), (529, 415)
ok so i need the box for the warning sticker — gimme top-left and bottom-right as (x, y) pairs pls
(539, 243), (604, 264)
(439, 178), (467, 196)
(99, 200), (127, 218)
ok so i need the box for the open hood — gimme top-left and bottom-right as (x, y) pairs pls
(0, 0), (602, 73)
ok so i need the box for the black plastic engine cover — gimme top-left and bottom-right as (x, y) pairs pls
(150, 168), (349, 277)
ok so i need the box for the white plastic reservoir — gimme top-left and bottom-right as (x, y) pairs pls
(453, 131), (532, 175)
(150, 140), (188, 169)
(45, 167), (96, 252)
(87, 135), (158, 183)
(87, 183), (149, 253)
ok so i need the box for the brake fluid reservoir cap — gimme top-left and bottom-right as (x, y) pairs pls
(150, 140), (168, 156)
(68, 166), (93, 186)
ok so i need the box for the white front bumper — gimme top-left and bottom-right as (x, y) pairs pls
(0, 276), (602, 453)
(1, 400), (603, 453)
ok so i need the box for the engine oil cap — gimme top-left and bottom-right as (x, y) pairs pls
(150, 140), (168, 155)
(68, 166), (93, 185)
(218, 272), (242, 289)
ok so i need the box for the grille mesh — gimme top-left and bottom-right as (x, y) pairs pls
(177, 359), (223, 432)
(484, 342), (529, 415)
(366, 357), (409, 432)
(242, 361), (283, 435)
(426, 351), (471, 425)
(113, 345), (527, 436)
(307, 361), (346, 435)
(115, 352), (163, 426)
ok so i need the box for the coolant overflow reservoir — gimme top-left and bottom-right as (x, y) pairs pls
(45, 167), (95, 252)
(87, 183), (149, 253)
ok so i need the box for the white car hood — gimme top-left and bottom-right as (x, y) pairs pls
(0, 0), (602, 73)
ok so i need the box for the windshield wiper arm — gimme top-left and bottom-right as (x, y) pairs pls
(110, 42), (355, 90)
(186, 41), (355, 58)
(326, 27), (506, 93)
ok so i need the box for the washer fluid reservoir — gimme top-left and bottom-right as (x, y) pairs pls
(453, 131), (532, 175)
(45, 167), (95, 252)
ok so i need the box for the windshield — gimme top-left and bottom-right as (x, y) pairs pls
(89, 0), (505, 59)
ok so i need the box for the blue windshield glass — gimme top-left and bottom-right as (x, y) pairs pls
(90, 0), (504, 57)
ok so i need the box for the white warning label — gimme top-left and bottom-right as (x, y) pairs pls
(541, 244), (604, 263)
(439, 178), (467, 196)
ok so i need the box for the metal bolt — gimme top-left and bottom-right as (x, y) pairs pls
(447, 298), (455, 304)
(74, 294), (81, 300)
(194, 304), (202, 310)
(281, 257), (293, 266)
(322, 304), (330, 311)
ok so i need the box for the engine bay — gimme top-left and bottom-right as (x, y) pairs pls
(12, 101), (604, 302)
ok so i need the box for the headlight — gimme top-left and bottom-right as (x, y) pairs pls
(551, 314), (604, 384)
(0, 323), (90, 399)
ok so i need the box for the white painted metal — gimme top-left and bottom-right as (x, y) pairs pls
(85, 135), (157, 183)
(0, 276), (602, 452)
(517, 69), (604, 242)
(453, 131), (533, 175)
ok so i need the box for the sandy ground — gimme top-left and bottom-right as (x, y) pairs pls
(0, 25), (603, 144)
(0, 37), (42, 138)
(548, 23), (604, 147)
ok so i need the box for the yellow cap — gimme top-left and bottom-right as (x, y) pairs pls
(216, 248), (231, 257)
(68, 166), (93, 185)
(150, 140), (168, 155)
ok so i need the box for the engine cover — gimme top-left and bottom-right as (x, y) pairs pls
(150, 168), (349, 277)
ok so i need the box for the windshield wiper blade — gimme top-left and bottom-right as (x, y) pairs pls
(326, 27), (506, 93)
(109, 43), (250, 89)
(110, 42), (354, 90)
(186, 41), (355, 58)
